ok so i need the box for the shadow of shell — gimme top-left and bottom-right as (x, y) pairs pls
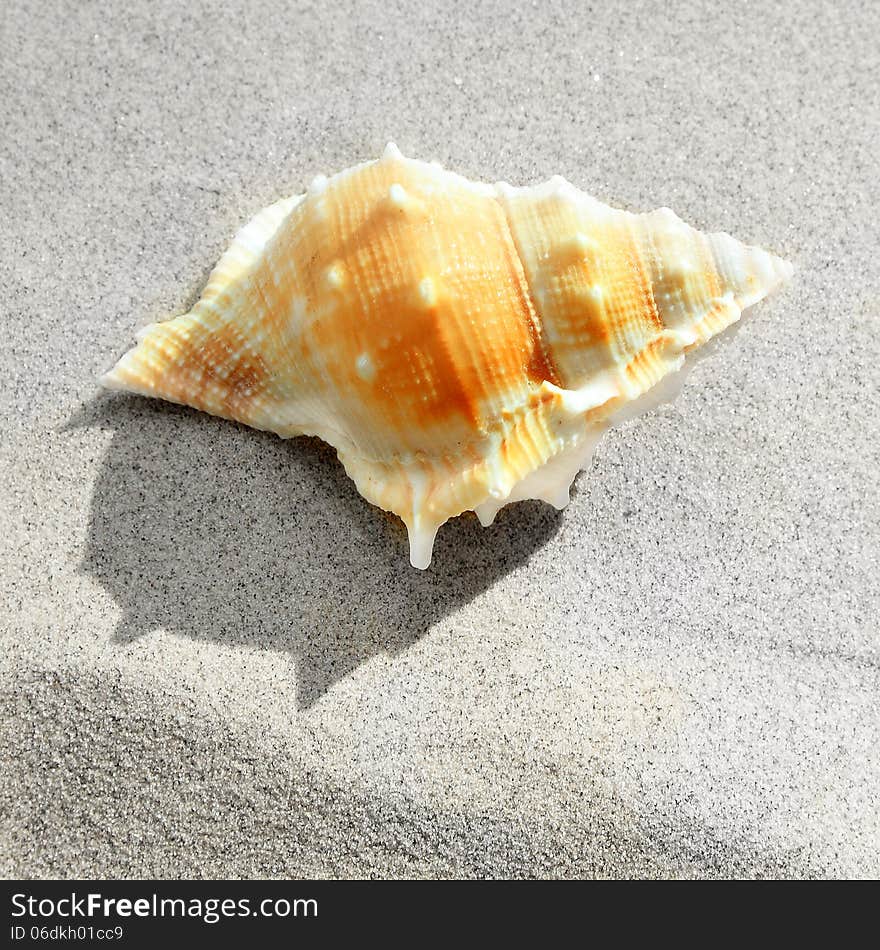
(74, 394), (563, 708)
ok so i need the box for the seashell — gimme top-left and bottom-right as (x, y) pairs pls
(102, 143), (793, 568)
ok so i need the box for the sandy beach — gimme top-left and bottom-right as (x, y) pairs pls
(2, 0), (878, 877)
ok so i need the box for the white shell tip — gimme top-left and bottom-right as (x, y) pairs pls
(418, 276), (437, 308)
(99, 369), (120, 390)
(407, 523), (438, 570)
(656, 206), (680, 223)
(549, 492), (571, 510)
(388, 183), (407, 208)
(325, 263), (344, 289)
(776, 255), (795, 282)
(383, 142), (403, 160)
(572, 231), (592, 254)
(473, 502), (499, 527)
(355, 351), (376, 382)
(308, 174), (328, 195)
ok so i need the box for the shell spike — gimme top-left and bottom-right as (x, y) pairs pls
(474, 504), (498, 528)
(406, 519), (440, 570)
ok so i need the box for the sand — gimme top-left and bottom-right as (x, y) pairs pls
(1, 0), (878, 878)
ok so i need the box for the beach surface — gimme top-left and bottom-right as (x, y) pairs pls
(2, 0), (878, 877)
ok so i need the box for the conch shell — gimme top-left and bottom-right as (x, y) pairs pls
(103, 143), (793, 568)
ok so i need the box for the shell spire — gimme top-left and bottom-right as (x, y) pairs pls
(495, 180), (793, 403)
(103, 148), (793, 568)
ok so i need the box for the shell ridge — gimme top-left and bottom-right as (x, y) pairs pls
(491, 183), (561, 389)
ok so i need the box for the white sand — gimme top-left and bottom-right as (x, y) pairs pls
(1, 0), (878, 877)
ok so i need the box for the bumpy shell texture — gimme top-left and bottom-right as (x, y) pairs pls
(103, 143), (793, 568)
